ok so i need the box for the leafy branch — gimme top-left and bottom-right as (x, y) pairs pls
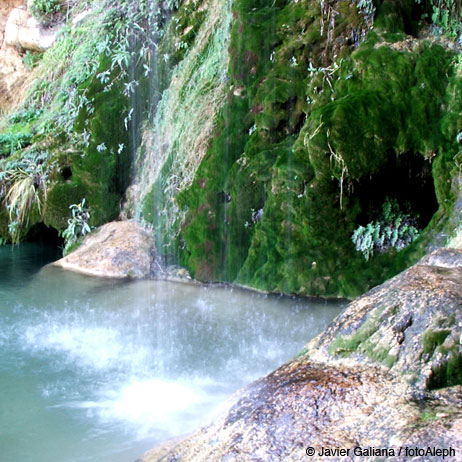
(61, 198), (92, 254)
(352, 198), (420, 261)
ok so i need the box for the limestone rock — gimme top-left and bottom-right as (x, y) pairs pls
(0, 0), (24, 45)
(307, 248), (462, 390)
(52, 220), (156, 279)
(71, 9), (91, 28)
(4, 7), (61, 52)
(419, 247), (462, 268)
(143, 249), (462, 461)
(0, 44), (24, 101)
(0, 0), (27, 109)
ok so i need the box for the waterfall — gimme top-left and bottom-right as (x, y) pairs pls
(128, 0), (232, 265)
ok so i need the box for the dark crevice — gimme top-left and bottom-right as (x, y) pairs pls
(25, 223), (64, 247)
(375, 0), (427, 37)
(353, 151), (438, 229)
(428, 354), (462, 390)
(61, 166), (72, 180)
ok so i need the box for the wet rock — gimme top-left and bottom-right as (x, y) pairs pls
(142, 249), (462, 461)
(156, 264), (192, 282)
(419, 247), (462, 268)
(52, 220), (156, 279)
(143, 361), (462, 462)
(308, 248), (462, 390)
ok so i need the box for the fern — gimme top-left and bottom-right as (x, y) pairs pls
(352, 198), (420, 261)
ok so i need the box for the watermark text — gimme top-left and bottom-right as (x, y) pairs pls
(305, 446), (456, 459)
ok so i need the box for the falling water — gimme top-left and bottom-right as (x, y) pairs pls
(0, 244), (344, 462)
(127, 0), (232, 262)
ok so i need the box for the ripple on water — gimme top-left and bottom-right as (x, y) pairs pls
(22, 323), (152, 373)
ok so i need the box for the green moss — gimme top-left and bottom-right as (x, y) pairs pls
(328, 308), (399, 367)
(422, 329), (451, 355)
(176, 0), (461, 297)
(0, 209), (9, 242)
(374, 0), (422, 35)
(422, 325), (462, 389)
(30, 56), (129, 237)
(178, 93), (251, 280)
(328, 309), (383, 356)
(305, 42), (454, 180)
(179, 0), (373, 292)
(428, 350), (462, 389)
(168, 4), (208, 64)
(0, 1), (136, 242)
(43, 182), (86, 231)
(420, 410), (438, 422)
(363, 343), (397, 368)
(71, 58), (129, 226)
(0, 132), (33, 156)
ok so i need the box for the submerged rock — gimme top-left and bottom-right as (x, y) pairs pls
(158, 265), (193, 282)
(143, 248), (462, 461)
(52, 220), (156, 279)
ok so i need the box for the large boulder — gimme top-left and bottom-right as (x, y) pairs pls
(143, 248), (462, 461)
(308, 247), (462, 391)
(52, 220), (156, 279)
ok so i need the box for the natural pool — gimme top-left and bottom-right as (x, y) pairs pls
(0, 244), (344, 462)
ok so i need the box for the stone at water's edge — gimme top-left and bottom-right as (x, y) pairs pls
(52, 221), (156, 279)
(143, 248), (462, 462)
(308, 247), (462, 390)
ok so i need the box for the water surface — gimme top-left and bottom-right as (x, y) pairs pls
(0, 243), (344, 462)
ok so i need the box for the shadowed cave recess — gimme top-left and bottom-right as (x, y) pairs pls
(354, 152), (438, 230)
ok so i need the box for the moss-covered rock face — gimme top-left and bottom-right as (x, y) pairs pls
(134, 0), (233, 264)
(176, 0), (461, 297)
(178, 0), (373, 289)
(0, 65), (128, 243)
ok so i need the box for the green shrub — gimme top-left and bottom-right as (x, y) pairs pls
(417, 0), (462, 41)
(30, 0), (62, 20)
(0, 133), (33, 156)
(60, 199), (91, 254)
(8, 108), (43, 124)
(23, 51), (42, 71)
(352, 198), (420, 261)
(0, 150), (51, 242)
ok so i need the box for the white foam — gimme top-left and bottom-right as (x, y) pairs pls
(91, 377), (219, 439)
(195, 298), (213, 312)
